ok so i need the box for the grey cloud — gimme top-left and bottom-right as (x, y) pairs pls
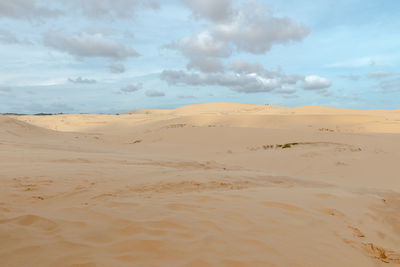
(0, 29), (32, 45)
(339, 74), (360, 81)
(109, 63), (126, 74)
(181, 0), (235, 22)
(178, 95), (196, 99)
(211, 4), (310, 54)
(124, 31), (135, 39)
(280, 74), (304, 85)
(377, 77), (400, 93)
(0, 29), (19, 44)
(186, 57), (224, 73)
(0, 85), (12, 92)
(146, 90), (165, 97)
(161, 70), (280, 93)
(0, 0), (62, 20)
(166, 31), (231, 73)
(367, 71), (396, 79)
(44, 32), (140, 60)
(67, 0), (159, 20)
(68, 77), (97, 84)
(171, 1), (309, 73)
(121, 83), (143, 92)
(229, 60), (263, 74)
(274, 87), (296, 95)
(301, 75), (332, 90)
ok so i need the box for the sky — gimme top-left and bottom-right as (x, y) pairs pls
(0, 0), (400, 114)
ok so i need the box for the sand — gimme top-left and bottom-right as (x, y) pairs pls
(0, 102), (400, 266)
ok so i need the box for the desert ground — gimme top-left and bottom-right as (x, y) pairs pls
(1, 102), (400, 266)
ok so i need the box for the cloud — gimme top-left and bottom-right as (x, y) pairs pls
(367, 71), (396, 79)
(229, 60), (263, 74)
(339, 74), (360, 81)
(109, 63), (126, 74)
(121, 83), (143, 92)
(169, 1), (309, 73)
(161, 70), (280, 93)
(44, 32), (140, 60)
(0, 85), (12, 92)
(146, 90), (165, 97)
(377, 77), (400, 93)
(0, 29), (20, 44)
(210, 2), (310, 55)
(0, 28), (32, 45)
(0, 0), (62, 20)
(274, 87), (296, 95)
(280, 74), (304, 85)
(166, 31), (231, 73)
(301, 75), (332, 90)
(178, 94), (196, 99)
(68, 77), (97, 84)
(67, 0), (159, 20)
(327, 57), (377, 68)
(181, 0), (235, 23)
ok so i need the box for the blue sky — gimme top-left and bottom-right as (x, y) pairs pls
(0, 0), (399, 114)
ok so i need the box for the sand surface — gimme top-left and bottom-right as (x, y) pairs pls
(1, 102), (400, 266)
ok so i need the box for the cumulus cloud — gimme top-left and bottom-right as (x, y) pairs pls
(169, 1), (309, 73)
(109, 63), (126, 74)
(166, 31), (231, 73)
(121, 83), (143, 92)
(181, 0), (235, 22)
(161, 70), (280, 93)
(211, 2), (310, 55)
(229, 60), (263, 74)
(301, 75), (332, 90)
(44, 32), (140, 60)
(67, 0), (159, 20)
(0, 0), (62, 20)
(367, 71), (396, 79)
(68, 77), (97, 84)
(146, 90), (165, 97)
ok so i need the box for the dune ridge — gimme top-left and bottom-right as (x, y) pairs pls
(1, 103), (400, 266)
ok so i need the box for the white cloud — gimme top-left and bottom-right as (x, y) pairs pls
(302, 75), (332, 90)
(44, 32), (140, 60)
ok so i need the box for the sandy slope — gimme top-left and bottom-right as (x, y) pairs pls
(1, 103), (400, 266)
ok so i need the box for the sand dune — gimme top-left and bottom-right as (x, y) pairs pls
(1, 103), (400, 266)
